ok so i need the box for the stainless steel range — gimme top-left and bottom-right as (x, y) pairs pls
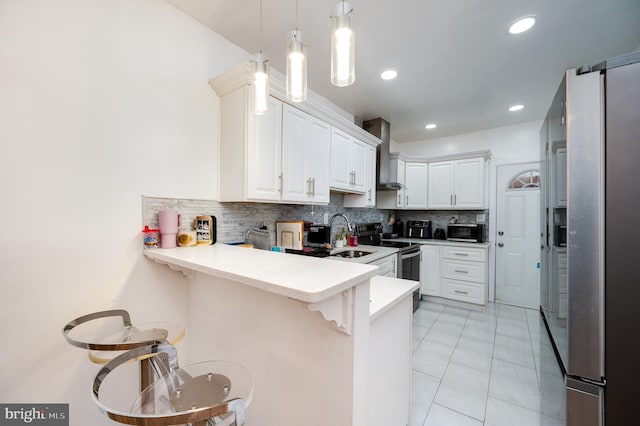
(356, 223), (421, 312)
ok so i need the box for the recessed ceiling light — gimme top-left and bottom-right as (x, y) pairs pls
(425, 123), (437, 130)
(509, 16), (536, 34)
(380, 69), (398, 80)
(508, 104), (524, 112)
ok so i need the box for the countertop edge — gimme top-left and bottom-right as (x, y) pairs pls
(384, 238), (491, 248)
(143, 245), (380, 304)
(369, 276), (420, 322)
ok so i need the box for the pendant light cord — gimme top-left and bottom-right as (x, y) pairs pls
(259, 0), (263, 54)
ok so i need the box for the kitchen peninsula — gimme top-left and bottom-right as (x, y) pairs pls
(144, 244), (418, 426)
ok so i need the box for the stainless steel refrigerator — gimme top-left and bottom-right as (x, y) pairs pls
(540, 50), (640, 425)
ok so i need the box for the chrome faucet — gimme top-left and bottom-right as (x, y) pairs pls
(329, 213), (353, 244)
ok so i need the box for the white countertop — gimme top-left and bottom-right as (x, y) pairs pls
(369, 276), (419, 322)
(384, 238), (491, 248)
(144, 244), (379, 304)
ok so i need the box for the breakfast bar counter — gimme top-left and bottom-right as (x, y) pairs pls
(144, 244), (415, 426)
(144, 243), (379, 303)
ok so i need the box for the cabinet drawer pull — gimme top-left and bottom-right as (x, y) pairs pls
(454, 269), (468, 274)
(454, 290), (468, 295)
(453, 252), (469, 256)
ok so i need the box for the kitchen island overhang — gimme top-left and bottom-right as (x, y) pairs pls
(144, 244), (417, 426)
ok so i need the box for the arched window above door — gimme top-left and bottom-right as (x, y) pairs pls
(508, 170), (540, 190)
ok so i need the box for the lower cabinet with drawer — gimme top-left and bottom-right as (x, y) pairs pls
(420, 243), (488, 305)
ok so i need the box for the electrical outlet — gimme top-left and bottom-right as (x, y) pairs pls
(476, 214), (486, 223)
(323, 212), (329, 225)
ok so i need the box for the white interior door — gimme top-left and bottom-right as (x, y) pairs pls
(496, 163), (541, 308)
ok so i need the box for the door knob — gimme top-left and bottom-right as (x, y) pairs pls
(498, 242), (504, 247)
(498, 231), (504, 236)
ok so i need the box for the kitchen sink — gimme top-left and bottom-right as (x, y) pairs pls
(330, 250), (374, 258)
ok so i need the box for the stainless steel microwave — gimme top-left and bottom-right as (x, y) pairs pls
(447, 223), (485, 243)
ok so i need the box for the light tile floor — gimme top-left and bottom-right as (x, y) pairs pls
(410, 301), (566, 426)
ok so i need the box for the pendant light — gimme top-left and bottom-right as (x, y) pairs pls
(251, 0), (269, 115)
(286, 0), (307, 102)
(330, 1), (355, 87)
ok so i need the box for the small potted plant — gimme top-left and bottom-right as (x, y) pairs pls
(334, 227), (347, 248)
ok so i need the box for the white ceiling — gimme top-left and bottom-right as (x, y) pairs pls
(167, 0), (640, 142)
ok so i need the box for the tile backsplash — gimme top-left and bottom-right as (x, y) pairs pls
(142, 194), (393, 247)
(142, 194), (490, 247)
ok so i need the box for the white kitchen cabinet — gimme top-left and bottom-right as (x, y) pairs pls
(246, 97), (283, 201)
(420, 245), (440, 296)
(344, 144), (377, 207)
(282, 104), (331, 204)
(376, 156), (407, 209)
(395, 158), (406, 208)
(440, 245), (487, 305)
(404, 162), (428, 208)
(427, 161), (454, 208)
(427, 157), (486, 209)
(418, 243), (488, 305)
(365, 145), (377, 206)
(330, 127), (367, 193)
(217, 88), (285, 202)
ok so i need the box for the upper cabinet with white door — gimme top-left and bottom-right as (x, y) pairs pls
(427, 152), (490, 209)
(281, 104), (331, 204)
(210, 62), (381, 205)
(344, 144), (377, 207)
(376, 153), (407, 209)
(215, 82), (284, 202)
(330, 127), (367, 193)
(404, 162), (429, 208)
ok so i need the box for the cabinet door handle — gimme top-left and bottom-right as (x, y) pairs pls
(406, 195), (409, 205)
(398, 194), (401, 204)
(279, 173), (283, 193)
(312, 177), (316, 197)
(454, 269), (468, 274)
(454, 290), (469, 295)
(307, 178), (313, 197)
(450, 194), (453, 205)
(367, 189), (371, 202)
(453, 194), (457, 206)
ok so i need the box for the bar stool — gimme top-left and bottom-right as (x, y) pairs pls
(92, 342), (252, 426)
(63, 309), (185, 392)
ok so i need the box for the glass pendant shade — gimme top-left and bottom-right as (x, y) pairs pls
(331, 2), (355, 87)
(286, 30), (307, 102)
(251, 52), (270, 115)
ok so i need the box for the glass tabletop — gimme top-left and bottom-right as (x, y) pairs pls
(87, 321), (185, 364)
(130, 360), (253, 416)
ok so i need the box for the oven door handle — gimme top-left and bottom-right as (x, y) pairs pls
(400, 251), (421, 260)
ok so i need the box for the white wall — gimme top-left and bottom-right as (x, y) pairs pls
(392, 120), (542, 301)
(0, 0), (246, 424)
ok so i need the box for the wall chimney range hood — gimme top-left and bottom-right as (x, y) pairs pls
(362, 117), (405, 191)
